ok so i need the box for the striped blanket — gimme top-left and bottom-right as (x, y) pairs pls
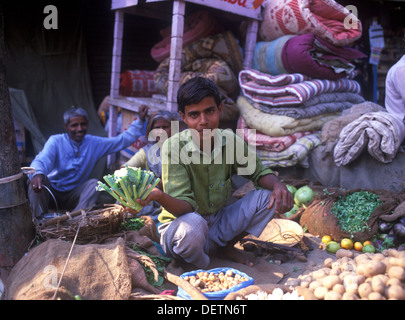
(257, 133), (322, 168)
(247, 92), (365, 119)
(237, 95), (340, 137)
(239, 69), (362, 107)
(237, 116), (312, 152)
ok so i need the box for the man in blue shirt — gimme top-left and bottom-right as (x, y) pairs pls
(28, 105), (148, 217)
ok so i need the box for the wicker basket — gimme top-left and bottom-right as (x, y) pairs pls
(35, 205), (125, 244)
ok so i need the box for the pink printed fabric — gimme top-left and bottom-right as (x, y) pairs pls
(239, 68), (361, 107)
(259, 0), (362, 47)
(237, 116), (312, 152)
(151, 10), (223, 63)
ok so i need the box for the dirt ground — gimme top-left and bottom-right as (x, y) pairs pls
(203, 233), (332, 287)
(161, 231), (331, 291)
(270, 234), (332, 285)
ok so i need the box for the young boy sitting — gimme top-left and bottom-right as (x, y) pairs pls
(136, 77), (293, 268)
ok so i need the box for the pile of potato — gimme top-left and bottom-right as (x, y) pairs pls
(183, 269), (249, 293)
(284, 248), (405, 300)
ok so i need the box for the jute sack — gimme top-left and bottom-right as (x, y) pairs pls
(5, 238), (132, 300)
(299, 188), (405, 242)
(379, 200), (405, 223)
(321, 101), (384, 144)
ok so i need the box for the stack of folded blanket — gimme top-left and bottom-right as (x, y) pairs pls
(234, 0), (369, 168)
(253, 33), (366, 80)
(236, 68), (365, 168)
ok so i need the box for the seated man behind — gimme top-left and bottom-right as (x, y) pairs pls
(28, 105), (148, 217)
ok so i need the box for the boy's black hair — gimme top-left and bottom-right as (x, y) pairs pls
(176, 77), (221, 114)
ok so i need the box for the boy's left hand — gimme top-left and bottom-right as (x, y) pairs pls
(267, 181), (294, 215)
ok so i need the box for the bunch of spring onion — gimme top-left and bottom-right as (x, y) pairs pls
(96, 166), (160, 212)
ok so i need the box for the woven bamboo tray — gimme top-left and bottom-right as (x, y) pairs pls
(35, 205), (125, 244)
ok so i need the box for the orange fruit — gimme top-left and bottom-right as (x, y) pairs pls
(354, 242), (363, 251)
(322, 235), (332, 243)
(341, 238), (354, 250)
(363, 240), (373, 246)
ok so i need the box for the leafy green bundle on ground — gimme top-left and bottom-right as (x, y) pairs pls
(133, 245), (171, 287)
(121, 217), (145, 231)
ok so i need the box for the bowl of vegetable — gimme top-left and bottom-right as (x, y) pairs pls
(177, 267), (254, 300)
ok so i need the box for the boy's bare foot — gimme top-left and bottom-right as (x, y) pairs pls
(217, 245), (256, 267)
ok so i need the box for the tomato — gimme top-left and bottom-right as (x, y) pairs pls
(341, 238), (354, 250)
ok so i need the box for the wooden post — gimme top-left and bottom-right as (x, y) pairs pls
(167, 0), (185, 112)
(243, 20), (259, 69)
(107, 9), (124, 169)
(0, 36), (34, 280)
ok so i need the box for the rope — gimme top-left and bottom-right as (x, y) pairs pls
(0, 199), (28, 210)
(0, 172), (23, 185)
(0, 167), (32, 209)
(265, 219), (303, 246)
(42, 185), (59, 211)
(52, 209), (87, 300)
(21, 167), (36, 175)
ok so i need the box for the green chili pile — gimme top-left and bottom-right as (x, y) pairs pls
(331, 191), (382, 235)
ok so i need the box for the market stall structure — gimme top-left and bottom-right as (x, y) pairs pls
(105, 0), (262, 167)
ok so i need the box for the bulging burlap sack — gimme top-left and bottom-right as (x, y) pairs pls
(5, 238), (132, 300)
(321, 102), (384, 144)
(379, 200), (405, 222)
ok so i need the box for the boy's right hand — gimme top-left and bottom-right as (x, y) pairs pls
(135, 187), (162, 207)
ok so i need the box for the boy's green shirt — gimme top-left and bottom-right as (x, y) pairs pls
(158, 128), (275, 223)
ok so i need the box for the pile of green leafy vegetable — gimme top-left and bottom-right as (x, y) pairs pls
(133, 245), (171, 287)
(121, 217), (145, 231)
(96, 166), (160, 212)
(331, 191), (382, 235)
